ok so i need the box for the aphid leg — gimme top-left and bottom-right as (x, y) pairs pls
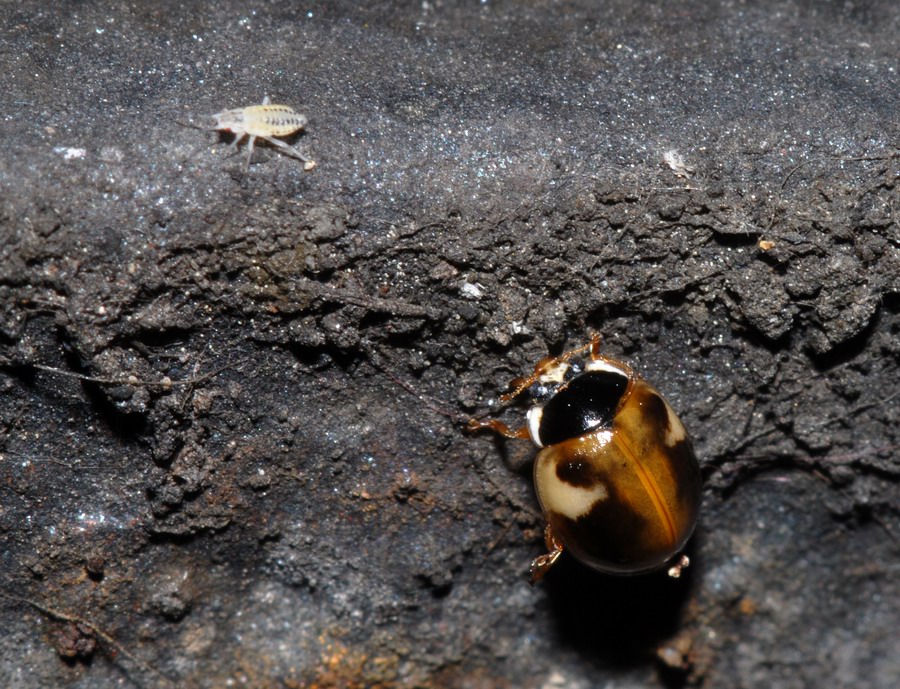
(243, 135), (258, 172)
(530, 525), (564, 584)
(467, 418), (530, 440)
(261, 136), (316, 169)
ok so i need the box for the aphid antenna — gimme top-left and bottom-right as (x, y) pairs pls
(175, 118), (214, 131)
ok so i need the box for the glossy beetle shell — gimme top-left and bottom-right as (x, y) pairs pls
(532, 371), (700, 574)
(469, 335), (701, 581)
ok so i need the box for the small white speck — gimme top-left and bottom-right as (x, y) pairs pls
(662, 149), (694, 177)
(460, 281), (485, 299)
(54, 147), (86, 160)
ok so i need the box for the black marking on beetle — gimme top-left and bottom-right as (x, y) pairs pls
(638, 388), (672, 437)
(669, 437), (702, 515)
(537, 370), (628, 446)
(556, 456), (600, 488)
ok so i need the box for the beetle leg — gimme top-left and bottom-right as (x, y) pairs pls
(467, 418), (530, 440)
(529, 525), (564, 584)
(586, 332), (602, 361)
(667, 554), (690, 579)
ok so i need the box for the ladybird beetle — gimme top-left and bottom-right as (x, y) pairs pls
(469, 334), (701, 583)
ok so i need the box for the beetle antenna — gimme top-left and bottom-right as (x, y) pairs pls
(499, 336), (598, 402)
(362, 345), (468, 424)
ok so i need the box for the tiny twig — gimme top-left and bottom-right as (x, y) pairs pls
(0, 592), (174, 687)
(716, 390), (900, 469)
(780, 161), (808, 191)
(477, 464), (542, 521)
(818, 443), (900, 464)
(26, 362), (234, 389)
(482, 520), (515, 561)
(360, 345), (468, 424)
(292, 278), (442, 319)
(725, 425), (782, 456)
(805, 389), (900, 433)
(826, 152), (898, 163)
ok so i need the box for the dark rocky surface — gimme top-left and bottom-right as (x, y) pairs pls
(1, 1), (898, 687)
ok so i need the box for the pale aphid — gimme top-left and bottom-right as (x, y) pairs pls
(209, 96), (316, 172)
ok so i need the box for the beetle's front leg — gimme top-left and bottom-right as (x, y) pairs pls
(467, 418), (530, 440)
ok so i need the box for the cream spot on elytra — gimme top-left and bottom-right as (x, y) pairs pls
(535, 431), (613, 520)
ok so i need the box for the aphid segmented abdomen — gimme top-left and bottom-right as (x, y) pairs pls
(245, 105), (307, 137)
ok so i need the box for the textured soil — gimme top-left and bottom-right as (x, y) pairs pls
(1, 2), (898, 688)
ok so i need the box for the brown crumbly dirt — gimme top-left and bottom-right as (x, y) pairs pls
(1, 2), (898, 688)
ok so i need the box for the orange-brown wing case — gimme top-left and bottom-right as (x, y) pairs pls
(533, 380), (700, 574)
